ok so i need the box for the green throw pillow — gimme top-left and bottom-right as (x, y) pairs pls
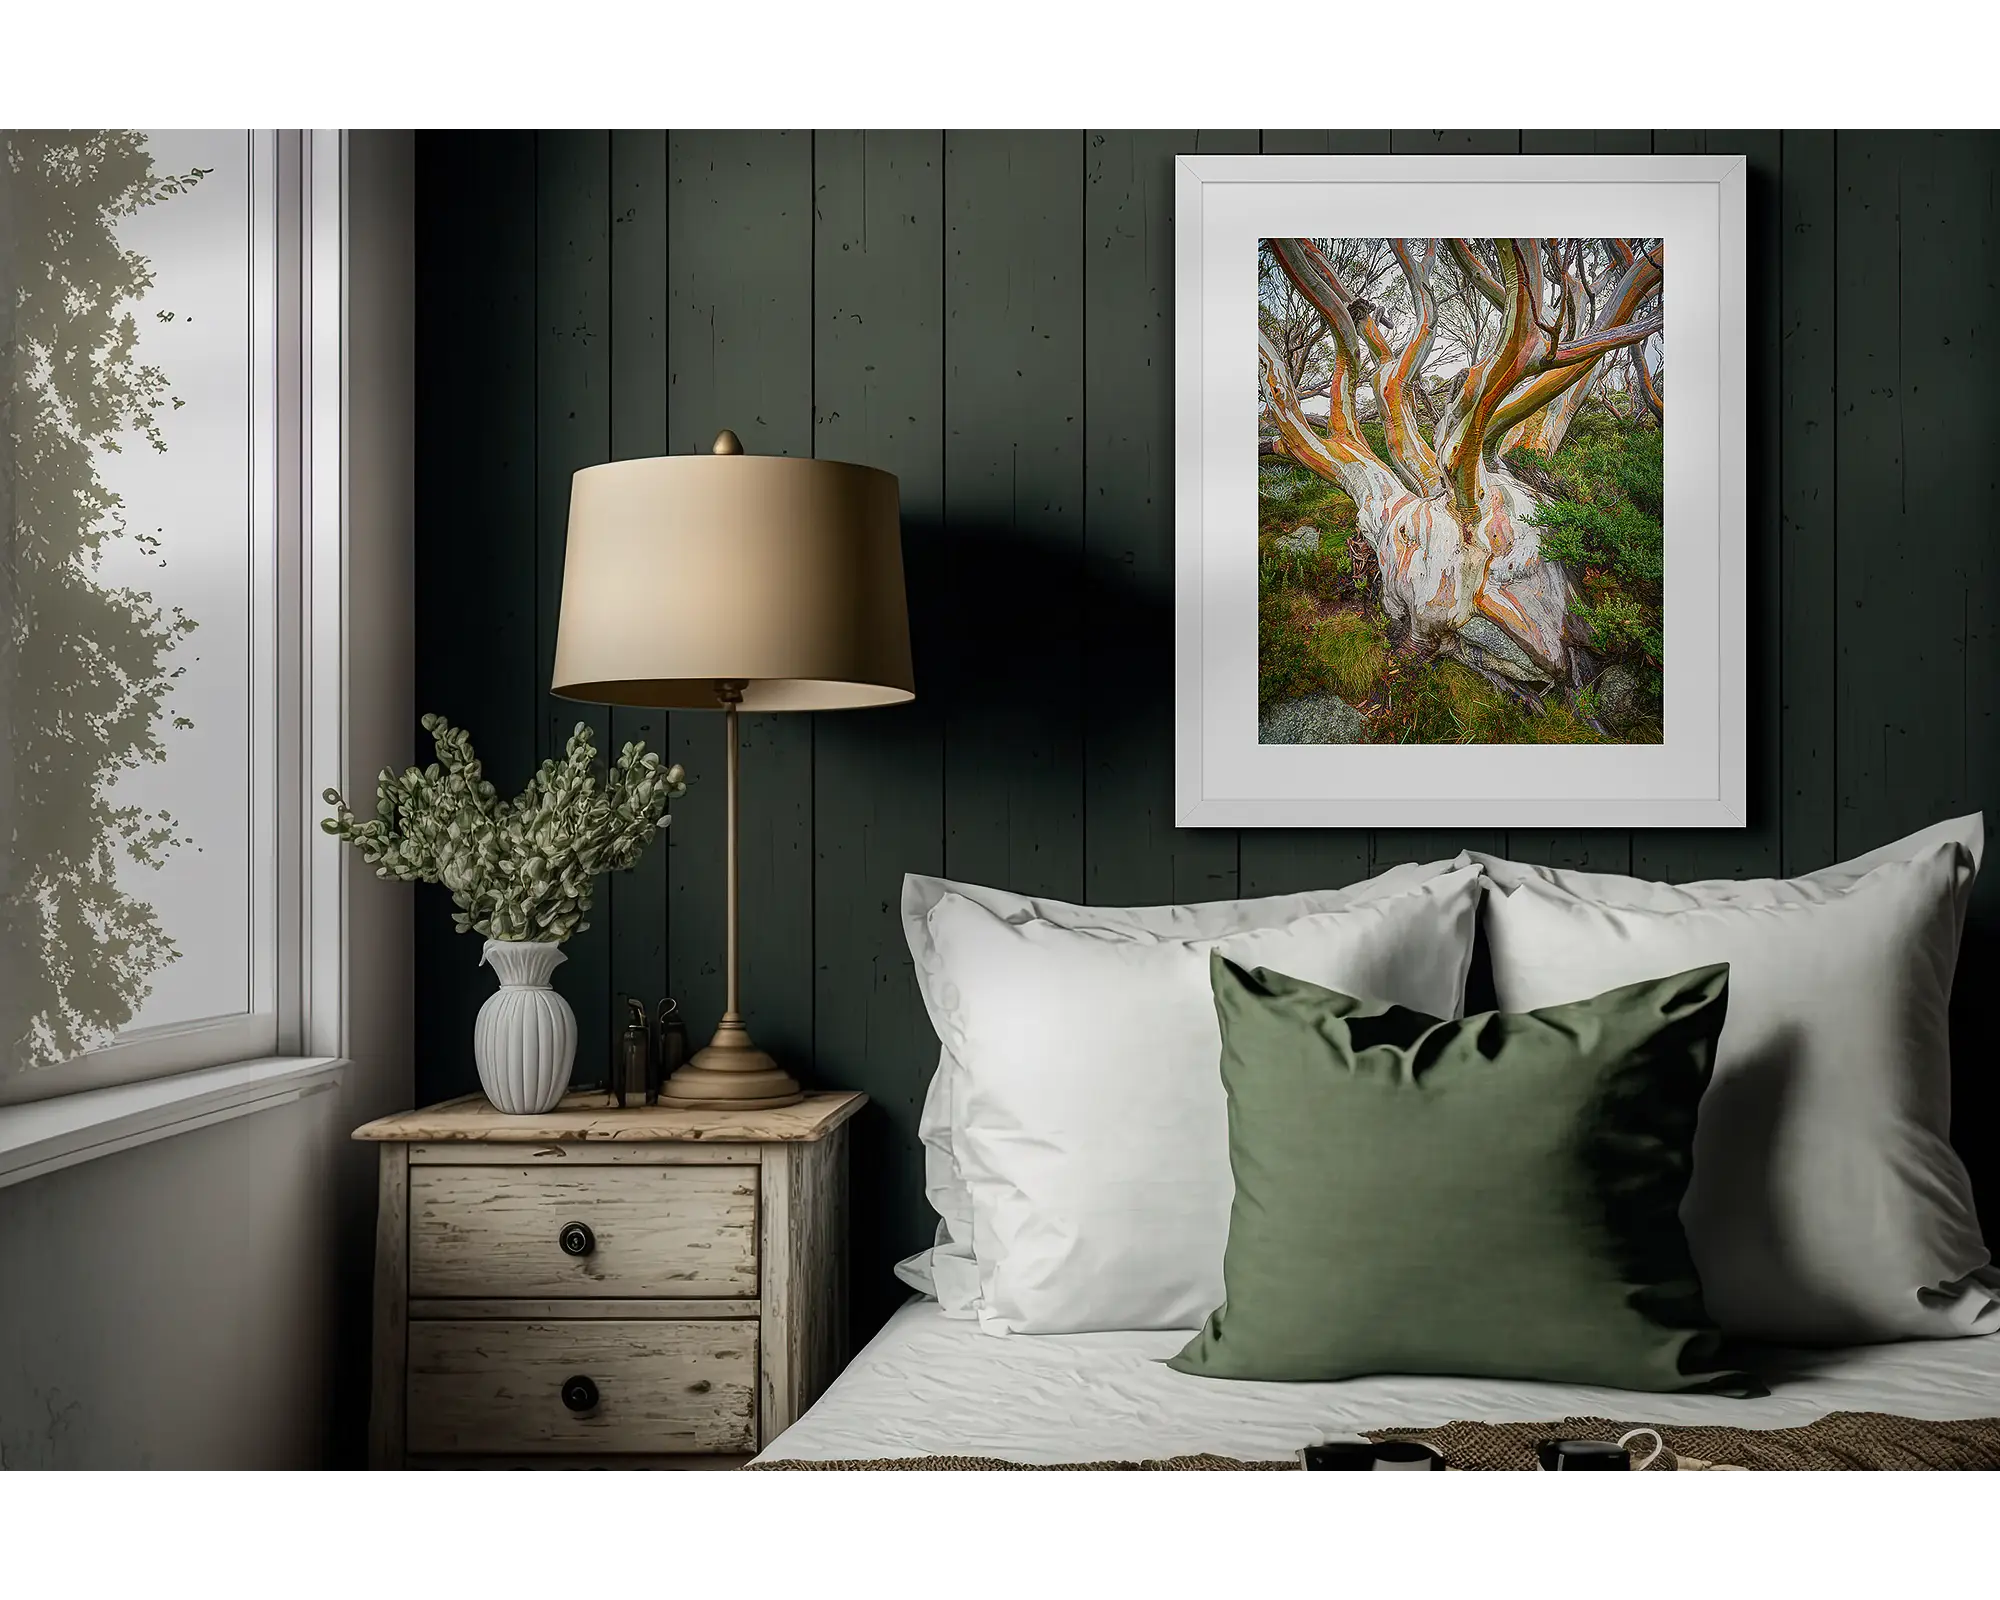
(1170, 957), (1748, 1393)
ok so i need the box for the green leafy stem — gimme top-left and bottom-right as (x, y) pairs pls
(321, 714), (687, 944)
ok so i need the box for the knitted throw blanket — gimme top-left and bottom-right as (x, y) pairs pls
(746, 1411), (2000, 1471)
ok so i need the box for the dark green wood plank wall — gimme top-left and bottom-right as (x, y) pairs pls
(811, 130), (947, 1297)
(416, 129), (2000, 1340)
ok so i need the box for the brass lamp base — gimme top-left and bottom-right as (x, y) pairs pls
(654, 679), (804, 1112)
(657, 1015), (803, 1110)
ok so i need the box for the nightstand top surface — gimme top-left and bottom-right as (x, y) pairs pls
(353, 1089), (865, 1144)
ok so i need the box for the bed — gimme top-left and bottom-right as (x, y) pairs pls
(757, 1299), (2000, 1466)
(817, 834), (2000, 1470)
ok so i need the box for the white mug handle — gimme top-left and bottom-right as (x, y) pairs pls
(1618, 1427), (1665, 1470)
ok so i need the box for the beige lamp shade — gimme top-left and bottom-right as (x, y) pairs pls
(551, 449), (914, 710)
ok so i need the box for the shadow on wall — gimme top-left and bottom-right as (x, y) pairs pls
(1949, 929), (2000, 1237)
(835, 511), (1186, 1334)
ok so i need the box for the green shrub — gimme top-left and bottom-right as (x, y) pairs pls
(1259, 591), (1317, 710)
(1258, 460), (1361, 543)
(1515, 405), (1664, 700)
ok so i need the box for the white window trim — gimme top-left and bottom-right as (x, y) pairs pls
(0, 129), (353, 1127)
(0, 1055), (343, 1191)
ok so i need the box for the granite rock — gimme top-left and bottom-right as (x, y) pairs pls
(1595, 665), (1648, 734)
(1259, 693), (1366, 745)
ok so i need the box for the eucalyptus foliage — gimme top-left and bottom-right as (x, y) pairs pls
(322, 715), (687, 944)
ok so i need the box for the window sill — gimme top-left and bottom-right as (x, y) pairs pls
(0, 1056), (346, 1191)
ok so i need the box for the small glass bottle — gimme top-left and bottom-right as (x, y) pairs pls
(613, 997), (652, 1108)
(655, 997), (689, 1105)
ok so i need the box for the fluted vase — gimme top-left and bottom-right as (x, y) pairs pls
(473, 939), (578, 1114)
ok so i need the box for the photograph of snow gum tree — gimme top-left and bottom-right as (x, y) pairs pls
(1258, 237), (1665, 745)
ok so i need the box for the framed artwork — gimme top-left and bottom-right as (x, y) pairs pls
(1173, 155), (1745, 828)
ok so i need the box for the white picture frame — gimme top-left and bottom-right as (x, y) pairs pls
(1174, 154), (1746, 829)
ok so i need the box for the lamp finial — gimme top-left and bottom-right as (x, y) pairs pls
(711, 428), (743, 456)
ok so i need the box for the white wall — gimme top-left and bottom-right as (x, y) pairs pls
(327, 127), (418, 1465)
(0, 130), (414, 1469)
(0, 1093), (341, 1467)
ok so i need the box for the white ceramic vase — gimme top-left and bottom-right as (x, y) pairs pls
(473, 939), (578, 1114)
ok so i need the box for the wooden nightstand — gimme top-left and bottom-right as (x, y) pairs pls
(354, 1089), (864, 1468)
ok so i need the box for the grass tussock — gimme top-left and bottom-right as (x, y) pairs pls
(1376, 659), (1611, 746)
(1258, 593), (1392, 711)
(1316, 609), (1392, 703)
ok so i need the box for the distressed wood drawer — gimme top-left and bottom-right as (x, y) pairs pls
(408, 1165), (757, 1299)
(406, 1319), (758, 1455)
(361, 1093), (865, 1466)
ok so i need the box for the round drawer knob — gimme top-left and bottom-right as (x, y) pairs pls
(561, 1374), (600, 1414)
(558, 1221), (595, 1257)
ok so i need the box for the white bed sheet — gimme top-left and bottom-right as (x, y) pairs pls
(760, 1299), (2000, 1463)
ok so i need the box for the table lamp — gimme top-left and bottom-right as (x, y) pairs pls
(552, 430), (912, 1108)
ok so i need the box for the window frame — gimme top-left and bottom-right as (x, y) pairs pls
(0, 129), (349, 1108)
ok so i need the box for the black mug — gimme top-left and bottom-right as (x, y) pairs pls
(1302, 1439), (1445, 1472)
(1535, 1428), (1665, 1471)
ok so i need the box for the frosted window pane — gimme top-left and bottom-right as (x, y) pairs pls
(3, 130), (255, 1073)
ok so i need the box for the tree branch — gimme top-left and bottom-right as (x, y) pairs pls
(1497, 238), (1666, 459)
(1633, 338), (1664, 423)
(1545, 309), (1665, 371)
(1257, 326), (1389, 495)
(1448, 237), (1505, 307)
(1268, 238), (1371, 371)
(1266, 240), (1400, 486)
(1437, 239), (1551, 525)
(1375, 238), (1441, 495)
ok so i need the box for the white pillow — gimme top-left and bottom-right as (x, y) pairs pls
(927, 867), (1483, 1335)
(1456, 813), (1982, 931)
(1484, 843), (1998, 1345)
(893, 860), (1470, 1310)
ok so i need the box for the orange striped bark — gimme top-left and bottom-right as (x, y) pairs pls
(1377, 239), (1440, 494)
(1499, 241), (1664, 458)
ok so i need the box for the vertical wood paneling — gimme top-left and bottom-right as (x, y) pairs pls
(1780, 132), (1839, 876)
(1952, 136), (2000, 902)
(1835, 135), (1902, 851)
(1083, 130), (1254, 908)
(1936, 133), (2000, 1228)
(607, 130), (671, 1028)
(1839, 132), (2000, 1230)
(1497, 829), (1632, 871)
(1394, 131), (1523, 154)
(665, 132), (816, 1072)
(941, 132), (1086, 900)
(1259, 132), (1394, 155)
(812, 130), (947, 1333)
(1237, 129), (1387, 896)
(1523, 131), (1654, 154)
(414, 133), (539, 1104)
(536, 132), (614, 1085)
(1836, 132), (1968, 855)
